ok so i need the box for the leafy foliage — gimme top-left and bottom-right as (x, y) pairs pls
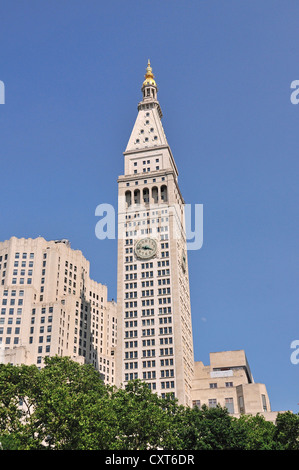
(0, 356), (297, 450)
(274, 411), (299, 450)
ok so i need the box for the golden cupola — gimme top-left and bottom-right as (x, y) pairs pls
(142, 59), (157, 87)
(141, 59), (158, 103)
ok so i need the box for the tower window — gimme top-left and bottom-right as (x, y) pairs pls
(161, 185), (168, 202)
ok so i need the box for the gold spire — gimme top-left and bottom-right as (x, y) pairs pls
(142, 59), (157, 87)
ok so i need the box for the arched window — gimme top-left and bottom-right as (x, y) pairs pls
(125, 191), (131, 208)
(134, 189), (140, 205)
(152, 186), (158, 203)
(143, 188), (149, 204)
(161, 185), (168, 202)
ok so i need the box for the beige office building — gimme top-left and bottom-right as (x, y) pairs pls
(0, 236), (117, 385)
(115, 61), (194, 406)
(191, 350), (279, 422)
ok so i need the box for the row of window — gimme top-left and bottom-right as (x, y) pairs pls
(0, 260), (34, 271)
(32, 307), (54, 314)
(0, 337), (20, 345)
(124, 372), (175, 391)
(15, 253), (34, 259)
(2, 289), (24, 296)
(125, 320), (172, 333)
(125, 232), (169, 241)
(135, 135), (158, 145)
(126, 177), (166, 187)
(136, 358), (174, 366)
(127, 287), (171, 297)
(1, 308), (22, 315)
(124, 341), (174, 353)
(124, 260), (170, 273)
(133, 165), (159, 173)
(126, 279), (171, 289)
(13, 269), (33, 276)
(193, 398), (235, 413)
(125, 309), (172, 318)
(29, 335), (51, 344)
(123, 347), (174, 357)
(11, 278), (32, 285)
(0, 327), (20, 335)
(125, 219), (169, 229)
(125, 211), (168, 223)
(126, 298), (171, 308)
(194, 396), (267, 414)
(209, 382), (233, 388)
(2, 298), (23, 305)
(0, 317), (21, 325)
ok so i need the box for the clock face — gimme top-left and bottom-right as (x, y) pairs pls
(135, 237), (157, 259)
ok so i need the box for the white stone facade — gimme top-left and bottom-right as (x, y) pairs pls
(191, 350), (280, 422)
(115, 61), (194, 406)
(0, 236), (116, 385)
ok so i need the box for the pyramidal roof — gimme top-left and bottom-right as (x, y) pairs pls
(125, 60), (169, 153)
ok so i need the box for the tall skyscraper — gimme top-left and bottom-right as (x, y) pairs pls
(115, 61), (194, 406)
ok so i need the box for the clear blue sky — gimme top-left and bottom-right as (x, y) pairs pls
(0, 0), (298, 413)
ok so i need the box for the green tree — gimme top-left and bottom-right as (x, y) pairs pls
(0, 362), (41, 448)
(0, 356), (120, 450)
(175, 404), (238, 450)
(31, 356), (119, 450)
(0, 357), (297, 450)
(110, 380), (181, 450)
(0, 433), (22, 450)
(231, 414), (276, 450)
(274, 411), (299, 450)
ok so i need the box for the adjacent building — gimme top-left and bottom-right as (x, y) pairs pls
(191, 350), (279, 422)
(115, 60), (194, 406)
(0, 236), (116, 385)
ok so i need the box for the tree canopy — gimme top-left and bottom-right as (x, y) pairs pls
(0, 356), (297, 450)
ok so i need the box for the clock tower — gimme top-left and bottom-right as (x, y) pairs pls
(115, 61), (194, 406)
